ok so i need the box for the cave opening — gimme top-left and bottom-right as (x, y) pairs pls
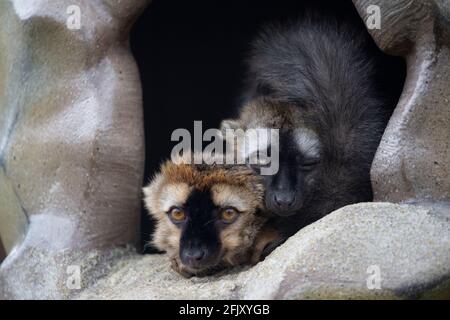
(130, 0), (406, 253)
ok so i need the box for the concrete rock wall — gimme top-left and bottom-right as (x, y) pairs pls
(353, 0), (450, 203)
(0, 0), (149, 299)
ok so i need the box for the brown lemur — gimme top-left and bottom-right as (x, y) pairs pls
(143, 153), (278, 278)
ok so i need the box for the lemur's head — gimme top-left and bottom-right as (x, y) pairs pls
(222, 98), (322, 217)
(143, 153), (266, 277)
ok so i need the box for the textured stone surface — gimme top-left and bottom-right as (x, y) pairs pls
(78, 203), (450, 300)
(0, 0), (149, 299)
(353, 0), (450, 203)
(0, 240), (5, 263)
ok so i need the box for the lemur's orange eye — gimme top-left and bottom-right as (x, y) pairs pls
(169, 207), (186, 222)
(221, 207), (239, 223)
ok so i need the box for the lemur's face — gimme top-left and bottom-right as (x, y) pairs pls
(261, 128), (321, 216)
(144, 159), (265, 276)
(222, 98), (322, 217)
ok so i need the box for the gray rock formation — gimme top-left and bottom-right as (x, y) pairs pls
(0, 0), (149, 298)
(353, 0), (450, 203)
(78, 203), (450, 300)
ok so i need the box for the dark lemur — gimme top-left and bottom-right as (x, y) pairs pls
(222, 16), (398, 240)
(143, 153), (276, 277)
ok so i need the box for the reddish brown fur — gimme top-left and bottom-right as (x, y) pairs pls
(143, 154), (278, 277)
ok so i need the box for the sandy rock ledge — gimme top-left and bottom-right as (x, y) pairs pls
(77, 202), (450, 300)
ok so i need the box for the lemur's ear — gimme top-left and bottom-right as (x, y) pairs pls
(220, 119), (240, 131)
(143, 173), (165, 216)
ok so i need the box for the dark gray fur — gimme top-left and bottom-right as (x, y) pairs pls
(238, 15), (402, 238)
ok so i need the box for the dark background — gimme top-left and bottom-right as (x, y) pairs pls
(0, 240), (5, 263)
(130, 0), (406, 253)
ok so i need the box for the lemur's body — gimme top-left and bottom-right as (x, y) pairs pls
(143, 153), (275, 277)
(222, 15), (400, 239)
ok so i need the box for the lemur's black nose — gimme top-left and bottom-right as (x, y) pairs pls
(274, 192), (296, 208)
(266, 190), (300, 216)
(180, 247), (207, 267)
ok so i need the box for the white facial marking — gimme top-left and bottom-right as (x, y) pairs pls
(294, 128), (321, 158)
(211, 184), (249, 212)
(159, 183), (191, 212)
